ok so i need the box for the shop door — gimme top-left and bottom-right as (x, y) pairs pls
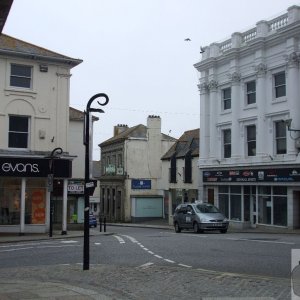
(250, 195), (257, 227)
(208, 189), (214, 205)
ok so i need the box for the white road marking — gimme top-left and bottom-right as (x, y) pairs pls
(113, 235), (125, 244)
(148, 251), (154, 254)
(122, 235), (137, 243)
(226, 238), (295, 245)
(154, 254), (163, 259)
(178, 263), (192, 268)
(0, 247), (34, 252)
(138, 262), (154, 269)
(164, 259), (175, 263)
(94, 242), (101, 245)
(60, 240), (78, 244)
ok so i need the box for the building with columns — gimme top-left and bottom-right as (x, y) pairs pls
(194, 5), (300, 229)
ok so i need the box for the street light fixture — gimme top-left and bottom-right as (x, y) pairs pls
(83, 93), (109, 271)
(46, 147), (63, 237)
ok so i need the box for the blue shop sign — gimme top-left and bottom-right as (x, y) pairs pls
(132, 179), (151, 189)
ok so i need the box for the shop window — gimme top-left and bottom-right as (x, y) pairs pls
(273, 196), (287, 226)
(25, 179), (46, 224)
(258, 196), (272, 225)
(218, 194), (229, 218)
(0, 178), (21, 225)
(9, 115), (29, 149)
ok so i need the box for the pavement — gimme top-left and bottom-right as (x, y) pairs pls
(0, 221), (298, 299)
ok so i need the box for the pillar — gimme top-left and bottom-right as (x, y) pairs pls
(61, 178), (68, 235)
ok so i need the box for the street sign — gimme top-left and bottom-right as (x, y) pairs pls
(85, 181), (94, 188)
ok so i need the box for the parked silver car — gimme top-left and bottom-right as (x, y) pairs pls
(173, 203), (229, 234)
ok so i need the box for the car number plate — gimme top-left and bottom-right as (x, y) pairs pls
(213, 223), (222, 227)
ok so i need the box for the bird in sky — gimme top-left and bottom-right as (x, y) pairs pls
(200, 46), (205, 53)
(184, 38), (191, 41)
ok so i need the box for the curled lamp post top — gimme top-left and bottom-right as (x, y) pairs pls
(50, 147), (63, 158)
(86, 93), (109, 112)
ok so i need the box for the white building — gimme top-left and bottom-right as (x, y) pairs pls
(194, 5), (300, 230)
(0, 34), (82, 234)
(99, 115), (176, 222)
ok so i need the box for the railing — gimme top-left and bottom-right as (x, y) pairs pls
(220, 40), (232, 52)
(269, 13), (288, 31)
(243, 29), (257, 43)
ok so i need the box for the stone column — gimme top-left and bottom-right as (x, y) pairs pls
(254, 63), (267, 157)
(286, 52), (300, 156)
(229, 71), (241, 159)
(198, 80), (209, 163)
(208, 79), (218, 160)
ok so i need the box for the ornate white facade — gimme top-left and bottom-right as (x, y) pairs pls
(195, 6), (300, 229)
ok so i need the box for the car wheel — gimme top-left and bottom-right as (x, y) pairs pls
(193, 222), (200, 233)
(220, 229), (227, 234)
(174, 222), (181, 233)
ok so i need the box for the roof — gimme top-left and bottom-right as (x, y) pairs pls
(69, 107), (99, 122)
(0, 34), (82, 67)
(99, 124), (176, 147)
(161, 128), (199, 160)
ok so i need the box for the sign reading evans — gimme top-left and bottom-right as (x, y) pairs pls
(0, 157), (72, 178)
(131, 179), (151, 189)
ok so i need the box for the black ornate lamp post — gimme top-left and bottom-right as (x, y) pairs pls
(47, 147), (63, 238)
(83, 93), (109, 271)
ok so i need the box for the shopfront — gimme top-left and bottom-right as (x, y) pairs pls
(202, 167), (300, 229)
(0, 156), (72, 234)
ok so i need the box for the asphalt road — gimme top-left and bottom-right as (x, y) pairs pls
(0, 226), (298, 279)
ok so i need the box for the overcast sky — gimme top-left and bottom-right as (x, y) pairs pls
(4, 0), (299, 159)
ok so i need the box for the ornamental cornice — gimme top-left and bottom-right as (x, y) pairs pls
(198, 82), (209, 93)
(208, 80), (218, 91)
(227, 71), (241, 83)
(285, 52), (300, 68)
(254, 63), (267, 76)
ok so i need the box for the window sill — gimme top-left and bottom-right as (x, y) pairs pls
(243, 104), (257, 110)
(220, 110), (232, 115)
(5, 88), (37, 99)
(272, 96), (287, 104)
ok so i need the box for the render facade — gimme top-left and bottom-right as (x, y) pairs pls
(99, 115), (176, 222)
(0, 34), (82, 233)
(194, 6), (300, 229)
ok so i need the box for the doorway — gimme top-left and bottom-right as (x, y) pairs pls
(208, 189), (214, 205)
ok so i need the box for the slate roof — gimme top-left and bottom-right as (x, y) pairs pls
(161, 128), (199, 160)
(99, 124), (176, 147)
(0, 34), (82, 67)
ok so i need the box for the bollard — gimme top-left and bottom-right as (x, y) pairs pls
(99, 216), (102, 232)
(104, 216), (106, 232)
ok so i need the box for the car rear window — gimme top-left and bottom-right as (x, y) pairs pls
(195, 204), (220, 213)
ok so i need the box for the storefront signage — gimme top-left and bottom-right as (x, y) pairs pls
(203, 168), (300, 183)
(0, 157), (72, 178)
(68, 182), (84, 194)
(132, 179), (151, 189)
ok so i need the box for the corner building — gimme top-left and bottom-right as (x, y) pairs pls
(194, 6), (300, 230)
(0, 34), (81, 234)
